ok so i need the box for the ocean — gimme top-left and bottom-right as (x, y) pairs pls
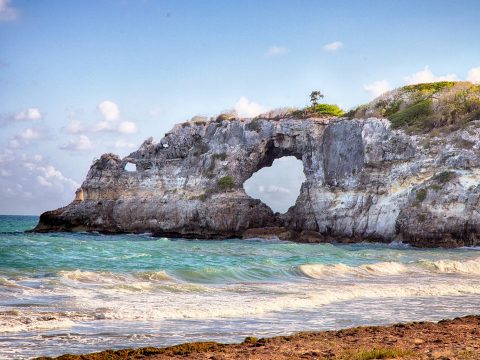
(1, 215), (480, 359)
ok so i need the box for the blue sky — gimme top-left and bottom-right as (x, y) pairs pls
(1, 0), (480, 214)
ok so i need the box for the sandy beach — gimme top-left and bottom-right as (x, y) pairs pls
(34, 315), (480, 360)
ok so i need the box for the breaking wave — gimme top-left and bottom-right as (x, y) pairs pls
(298, 257), (480, 279)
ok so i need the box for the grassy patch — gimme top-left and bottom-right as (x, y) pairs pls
(217, 175), (235, 191)
(416, 188), (427, 203)
(402, 81), (456, 93)
(242, 336), (258, 344)
(384, 100), (402, 117)
(216, 112), (236, 122)
(351, 82), (480, 133)
(389, 99), (432, 129)
(293, 103), (345, 118)
(309, 103), (345, 117)
(338, 347), (413, 360)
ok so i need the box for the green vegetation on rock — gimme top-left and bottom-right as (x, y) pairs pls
(309, 103), (345, 117)
(402, 81), (456, 93)
(416, 188), (427, 203)
(217, 175), (235, 191)
(389, 99), (432, 129)
(348, 81), (480, 134)
(216, 112), (236, 122)
(339, 347), (413, 360)
(33, 342), (221, 360)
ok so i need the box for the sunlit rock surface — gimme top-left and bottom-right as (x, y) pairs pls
(35, 116), (480, 247)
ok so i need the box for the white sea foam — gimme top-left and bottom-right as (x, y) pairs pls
(298, 257), (480, 279)
(0, 310), (79, 333)
(421, 257), (480, 275)
(298, 261), (409, 278)
(59, 269), (131, 284)
(132, 270), (173, 282)
(2, 269), (480, 336)
(38, 275), (480, 322)
(0, 276), (22, 288)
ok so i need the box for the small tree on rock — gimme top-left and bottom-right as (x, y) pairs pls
(310, 90), (324, 111)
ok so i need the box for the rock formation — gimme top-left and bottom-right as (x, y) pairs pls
(34, 110), (480, 247)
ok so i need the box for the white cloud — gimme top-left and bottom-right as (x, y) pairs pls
(323, 41), (343, 52)
(37, 175), (52, 187)
(404, 66), (458, 85)
(0, 151), (80, 214)
(0, 0), (18, 22)
(265, 45), (288, 57)
(60, 134), (93, 152)
(93, 100), (138, 134)
(114, 139), (136, 149)
(467, 67), (480, 84)
(18, 127), (41, 141)
(63, 120), (85, 134)
(98, 100), (120, 121)
(93, 120), (115, 132)
(363, 80), (391, 98)
(118, 120), (138, 134)
(14, 107), (42, 121)
(258, 185), (291, 194)
(234, 96), (266, 118)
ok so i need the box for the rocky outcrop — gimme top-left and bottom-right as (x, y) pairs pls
(34, 115), (480, 247)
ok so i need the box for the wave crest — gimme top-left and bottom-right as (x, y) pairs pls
(298, 257), (480, 279)
(298, 261), (408, 279)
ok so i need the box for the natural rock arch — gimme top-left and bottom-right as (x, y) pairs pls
(35, 116), (480, 247)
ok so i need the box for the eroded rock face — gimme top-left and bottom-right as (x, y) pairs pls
(34, 117), (480, 247)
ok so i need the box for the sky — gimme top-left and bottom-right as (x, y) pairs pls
(1, 0), (480, 215)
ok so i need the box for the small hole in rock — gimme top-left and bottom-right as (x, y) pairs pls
(125, 162), (136, 172)
(243, 156), (305, 214)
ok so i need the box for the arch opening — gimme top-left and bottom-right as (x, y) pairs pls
(125, 162), (137, 172)
(243, 156), (306, 214)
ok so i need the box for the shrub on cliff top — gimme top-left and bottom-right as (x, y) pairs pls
(292, 103), (345, 118)
(389, 99), (432, 129)
(309, 103), (345, 117)
(349, 81), (480, 133)
(402, 81), (456, 93)
(215, 111), (236, 122)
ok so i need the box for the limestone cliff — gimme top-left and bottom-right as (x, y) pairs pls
(34, 110), (480, 247)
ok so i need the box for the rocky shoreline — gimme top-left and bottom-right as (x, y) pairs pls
(34, 315), (480, 359)
(34, 114), (480, 248)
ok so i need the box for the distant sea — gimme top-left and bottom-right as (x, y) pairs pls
(1, 215), (480, 359)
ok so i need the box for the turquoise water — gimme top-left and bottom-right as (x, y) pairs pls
(1, 215), (480, 359)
